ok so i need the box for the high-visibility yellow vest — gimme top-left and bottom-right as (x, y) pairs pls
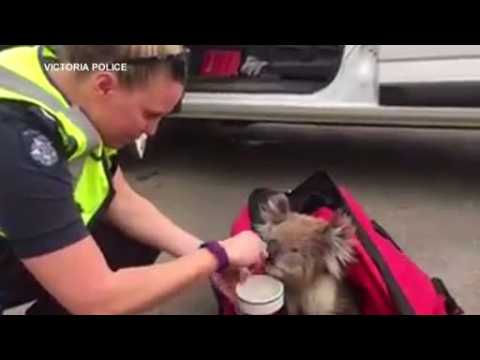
(0, 46), (117, 239)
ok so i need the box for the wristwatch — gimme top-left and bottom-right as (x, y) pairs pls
(200, 241), (230, 273)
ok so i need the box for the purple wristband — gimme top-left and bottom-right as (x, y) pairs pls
(200, 242), (230, 272)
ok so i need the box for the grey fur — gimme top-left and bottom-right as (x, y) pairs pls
(261, 197), (359, 315)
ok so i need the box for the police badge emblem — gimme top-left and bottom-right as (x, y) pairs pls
(23, 129), (59, 167)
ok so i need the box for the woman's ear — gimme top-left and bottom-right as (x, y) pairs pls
(93, 72), (118, 96)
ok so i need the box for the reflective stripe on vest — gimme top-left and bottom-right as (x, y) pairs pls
(0, 46), (115, 236)
(0, 65), (101, 179)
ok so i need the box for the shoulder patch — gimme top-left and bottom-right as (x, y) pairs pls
(23, 129), (59, 167)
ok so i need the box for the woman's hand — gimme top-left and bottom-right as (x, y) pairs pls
(220, 231), (267, 268)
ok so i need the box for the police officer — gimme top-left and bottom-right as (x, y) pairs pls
(0, 45), (266, 315)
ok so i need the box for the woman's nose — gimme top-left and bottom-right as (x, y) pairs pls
(145, 119), (160, 136)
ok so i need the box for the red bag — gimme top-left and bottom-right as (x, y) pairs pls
(213, 171), (463, 316)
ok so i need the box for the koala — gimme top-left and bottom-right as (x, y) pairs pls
(257, 193), (359, 315)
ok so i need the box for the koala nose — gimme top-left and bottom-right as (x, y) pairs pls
(267, 240), (280, 259)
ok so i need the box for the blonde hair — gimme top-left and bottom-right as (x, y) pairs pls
(55, 45), (185, 88)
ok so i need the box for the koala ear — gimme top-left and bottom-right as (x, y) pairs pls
(260, 193), (291, 225)
(319, 210), (357, 279)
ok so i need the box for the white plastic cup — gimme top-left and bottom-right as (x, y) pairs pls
(235, 275), (285, 316)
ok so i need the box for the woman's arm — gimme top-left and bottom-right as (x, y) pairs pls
(22, 231), (264, 315)
(105, 167), (203, 257)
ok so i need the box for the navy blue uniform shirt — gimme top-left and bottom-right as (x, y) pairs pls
(0, 101), (89, 259)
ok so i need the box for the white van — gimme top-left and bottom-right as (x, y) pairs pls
(177, 45), (480, 129)
(380, 45), (480, 108)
